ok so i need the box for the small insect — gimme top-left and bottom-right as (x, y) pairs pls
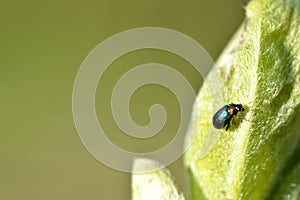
(199, 102), (255, 158)
(212, 103), (245, 131)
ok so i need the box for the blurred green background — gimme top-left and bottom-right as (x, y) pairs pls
(1, 0), (245, 199)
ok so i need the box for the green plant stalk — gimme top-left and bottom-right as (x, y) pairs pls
(184, 0), (300, 199)
(132, 158), (185, 200)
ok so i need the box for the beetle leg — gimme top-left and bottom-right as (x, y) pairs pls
(225, 123), (230, 131)
(236, 116), (248, 121)
(232, 117), (236, 125)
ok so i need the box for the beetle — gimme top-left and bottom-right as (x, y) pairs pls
(212, 103), (245, 131)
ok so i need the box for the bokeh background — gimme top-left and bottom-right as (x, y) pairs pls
(1, 0), (246, 199)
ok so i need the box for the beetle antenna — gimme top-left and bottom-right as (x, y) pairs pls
(244, 100), (257, 105)
(244, 99), (269, 105)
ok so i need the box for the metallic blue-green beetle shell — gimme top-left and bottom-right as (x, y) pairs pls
(212, 103), (244, 131)
(212, 105), (232, 129)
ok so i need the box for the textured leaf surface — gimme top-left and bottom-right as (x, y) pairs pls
(271, 144), (300, 200)
(184, 0), (300, 199)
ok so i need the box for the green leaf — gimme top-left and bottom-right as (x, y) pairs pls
(184, 0), (300, 199)
(271, 144), (300, 200)
(131, 158), (185, 200)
